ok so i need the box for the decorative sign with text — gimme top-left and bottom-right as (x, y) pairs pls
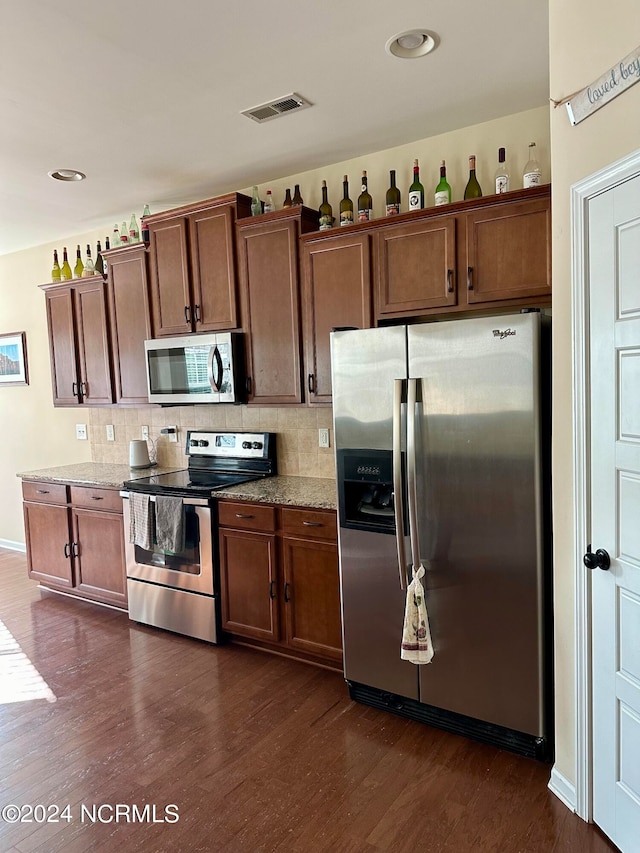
(566, 45), (640, 125)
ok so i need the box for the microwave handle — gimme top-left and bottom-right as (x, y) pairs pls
(208, 345), (224, 392)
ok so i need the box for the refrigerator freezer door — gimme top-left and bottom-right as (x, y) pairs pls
(408, 313), (547, 736)
(331, 326), (418, 699)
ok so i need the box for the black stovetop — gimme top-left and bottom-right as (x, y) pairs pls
(124, 469), (263, 498)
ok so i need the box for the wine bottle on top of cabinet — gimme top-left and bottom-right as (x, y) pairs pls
(83, 244), (95, 276)
(74, 245), (84, 279)
(464, 155), (483, 199)
(408, 159), (424, 210)
(339, 175), (353, 226)
(283, 188), (293, 209)
(60, 248), (72, 281)
(357, 171), (372, 222)
(292, 185), (303, 205)
(494, 148), (510, 194)
(112, 224), (121, 247)
(434, 160), (452, 206)
(251, 186), (262, 216)
(51, 249), (61, 282)
(129, 214), (140, 243)
(141, 205), (151, 243)
(319, 180), (333, 230)
(94, 240), (104, 275)
(385, 170), (401, 216)
(523, 143), (542, 188)
(263, 190), (275, 213)
(120, 221), (128, 244)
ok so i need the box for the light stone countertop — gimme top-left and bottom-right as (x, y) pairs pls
(17, 464), (338, 511)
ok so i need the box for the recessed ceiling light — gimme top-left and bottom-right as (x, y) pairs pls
(386, 29), (439, 59)
(48, 169), (86, 182)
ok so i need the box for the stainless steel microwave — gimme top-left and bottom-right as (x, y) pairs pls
(145, 332), (245, 404)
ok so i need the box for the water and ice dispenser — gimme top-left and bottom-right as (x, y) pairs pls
(336, 449), (405, 534)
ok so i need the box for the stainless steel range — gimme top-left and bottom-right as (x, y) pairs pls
(121, 430), (276, 643)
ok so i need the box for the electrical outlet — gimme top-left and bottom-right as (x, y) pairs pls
(318, 428), (330, 448)
(141, 425), (149, 441)
(106, 424), (115, 442)
(167, 425), (178, 443)
(76, 423), (87, 440)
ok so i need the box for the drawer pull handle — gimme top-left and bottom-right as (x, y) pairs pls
(36, 489), (50, 494)
(91, 496), (104, 501)
(235, 513), (254, 519)
(303, 521), (323, 527)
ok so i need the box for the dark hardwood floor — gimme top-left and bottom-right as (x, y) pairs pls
(0, 547), (618, 853)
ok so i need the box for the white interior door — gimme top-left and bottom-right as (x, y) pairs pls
(589, 173), (640, 852)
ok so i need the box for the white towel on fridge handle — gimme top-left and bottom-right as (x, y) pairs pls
(401, 564), (434, 664)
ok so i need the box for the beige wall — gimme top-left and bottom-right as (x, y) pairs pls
(549, 1), (640, 784)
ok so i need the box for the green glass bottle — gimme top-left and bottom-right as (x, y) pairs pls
(51, 249), (61, 282)
(408, 159), (424, 210)
(60, 247), (72, 281)
(357, 171), (372, 222)
(292, 184), (303, 205)
(339, 175), (353, 226)
(73, 244), (84, 279)
(464, 155), (483, 200)
(434, 160), (452, 206)
(385, 170), (401, 216)
(94, 240), (104, 275)
(251, 186), (262, 216)
(318, 180), (333, 230)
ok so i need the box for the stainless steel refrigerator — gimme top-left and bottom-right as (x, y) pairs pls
(330, 311), (552, 759)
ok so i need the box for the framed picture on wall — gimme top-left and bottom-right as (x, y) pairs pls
(0, 331), (29, 385)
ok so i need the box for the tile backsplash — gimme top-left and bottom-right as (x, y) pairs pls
(88, 405), (336, 479)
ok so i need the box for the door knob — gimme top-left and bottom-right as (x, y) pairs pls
(583, 545), (610, 571)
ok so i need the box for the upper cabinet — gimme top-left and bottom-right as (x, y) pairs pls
(147, 193), (251, 337)
(236, 206), (319, 405)
(42, 279), (113, 406)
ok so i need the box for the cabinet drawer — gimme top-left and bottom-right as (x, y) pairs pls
(281, 508), (337, 541)
(22, 481), (68, 505)
(218, 501), (276, 532)
(69, 485), (123, 513)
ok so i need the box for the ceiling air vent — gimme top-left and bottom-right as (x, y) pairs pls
(241, 93), (312, 123)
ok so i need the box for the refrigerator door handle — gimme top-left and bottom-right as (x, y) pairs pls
(393, 378), (407, 591)
(407, 377), (421, 570)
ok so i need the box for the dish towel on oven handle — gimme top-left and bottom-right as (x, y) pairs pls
(155, 495), (185, 554)
(129, 493), (153, 551)
(401, 564), (434, 664)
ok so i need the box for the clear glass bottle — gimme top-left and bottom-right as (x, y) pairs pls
(73, 244), (84, 279)
(408, 159), (425, 210)
(112, 224), (121, 247)
(340, 175), (353, 226)
(283, 188), (293, 209)
(83, 244), (95, 276)
(263, 190), (275, 213)
(494, 147), (510, 194)
(523, 142), (542, 188)
(141, 204), (151, 243)
(434, 160), (452, 206)
(357, 171), (372, 222)
(129, 214), (140, 243)
(292, 184), (303, 206)
(385, 170), (401, 216)
(318, 180), (333, 230)
(251, 186), (262, 216)
(464, 155), (483, 199)
(51, 249), (61, 282)
(120, 221), (128, 244)
(60, 247), (72, 281)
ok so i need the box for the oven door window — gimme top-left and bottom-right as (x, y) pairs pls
(134, 504), (201, 574)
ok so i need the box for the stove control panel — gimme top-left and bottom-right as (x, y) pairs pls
(186, 431), (271, 460)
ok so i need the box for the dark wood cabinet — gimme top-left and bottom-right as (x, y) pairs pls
(147, 193), (251, 337)
(218, 500), (341, 668)
(22, 481), (127, 609)
(237, 206), (319, 405)
(105, 244), (153, 405)
(42, 279), (113, 406)
(301, 231), (373, 404)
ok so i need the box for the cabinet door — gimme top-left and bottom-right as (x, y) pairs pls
(188, 205), (239, 332)
(23, 501), (73, 589)
(376, 216), (457, 317)
(219, 528), (280, 641)
(71, 506), (127, 607)
(302, 233), (373, 404)
(464, 195), (551, 305)
(282, 536), (342, 662)
(238, 220), (303, 404)
(73, 279), (114, 405)
(148, 218), (192, 336)
(45, 286), (80, 406)
(107, 246), (154, 405)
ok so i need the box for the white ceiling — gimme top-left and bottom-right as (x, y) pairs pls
(0, 0), (549, 256)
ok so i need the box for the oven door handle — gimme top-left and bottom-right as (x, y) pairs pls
(120, 492), (210, 507)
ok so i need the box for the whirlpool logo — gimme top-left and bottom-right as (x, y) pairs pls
(492, 328), (517, 340)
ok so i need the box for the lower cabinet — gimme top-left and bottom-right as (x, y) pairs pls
(22, 481), (127, 609)
(218, 501), (342, 667)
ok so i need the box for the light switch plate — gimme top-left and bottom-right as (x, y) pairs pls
(76, 423), (87, 440)
(106, 424), (115, 442)
(318, 428), (330, 448)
